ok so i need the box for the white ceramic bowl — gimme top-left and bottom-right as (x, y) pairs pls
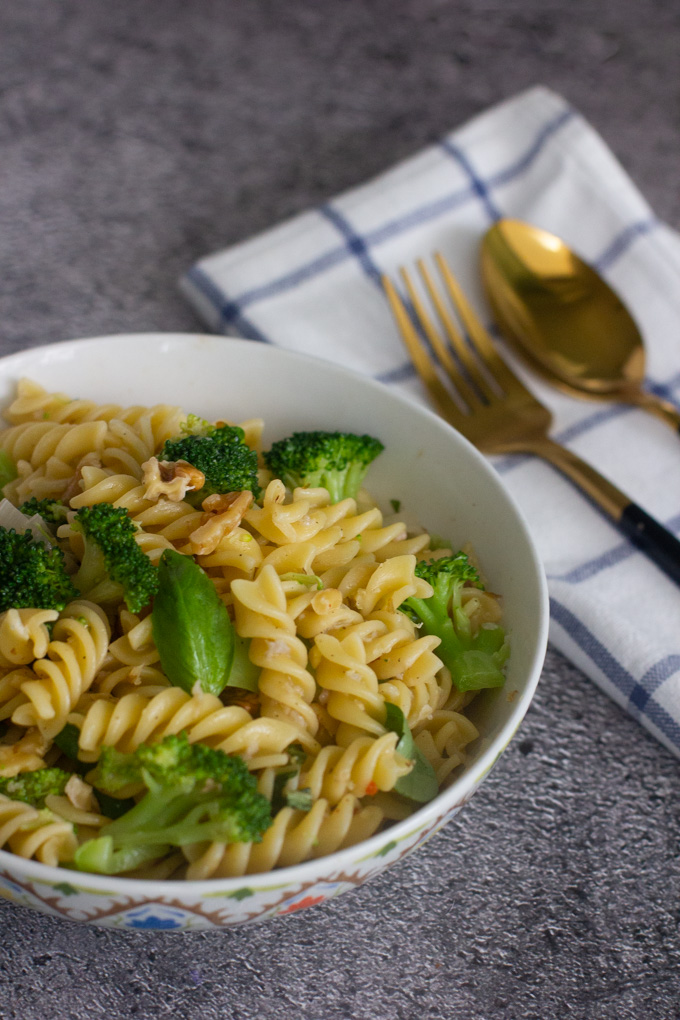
(0, 334), (548, 930)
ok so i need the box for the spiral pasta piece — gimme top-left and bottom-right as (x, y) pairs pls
(103, 418), (158, 469)
(289, 587), (362, 639)
(183, 793), (383, 879)
(0, 420), (108, 470)
(73, 688), (245, 761)
(259, 527), (342, 579)
(196, 525), (264, 581)
(91, 664), (171, 699)
(0, 794), (77, 865)
(300, 732), (412, 803)
(2, 378), (136, 426)
(232, 565), (319, 739)
(0, 609), (59, 668)
(44, 794), (108, 832)
(106, 612), (159, 668)
(312, 631), (386, 742)
(91, 611), (167, 698)
(414, 708), (480, 783)
(460, 586), (504, 630)
(245, 480), (331, 546)
(376, 637), (444, 727)
(354, 555), (431, 616)
(340, 507), (408, 556)
(0, 420), (110, 503)
(70, 687), (318, 766)
(0, 669), (34, 724)
(11, 601), (111, 737)
(107, 405), (185, 451)
(70, 467), (151, 509)
(366, 611), (447, 728)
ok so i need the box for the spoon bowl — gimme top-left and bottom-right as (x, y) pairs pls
(480, 219), (680, 429)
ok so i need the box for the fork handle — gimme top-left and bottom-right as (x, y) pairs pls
(532, 437), (680, 584)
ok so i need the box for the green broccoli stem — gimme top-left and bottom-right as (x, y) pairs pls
(99, 780), (256, 849)
(73, 541), (124, 605)
(101, 784), (199, 846)
(409, 598), (466, 663)
(323, 472), (348, 504)
(76, 734), (273, 875)
(451, 649), (506, 691)
(321, 463), (368, 503)
(405, 594), (505, 691)
(74, 836), (170, 875)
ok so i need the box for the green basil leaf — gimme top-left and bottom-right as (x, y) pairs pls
(384, 702), (438, 803)
(0, 451), (17, 496)
(226, 633), (260, 693)
(287, 743), (307, 766)
(54, 722), (81, 760)
(95, 791), (137, 820)
(152, 550), (234, 696)
(53, 723), (90, 775)
(271, 769), (297, 814)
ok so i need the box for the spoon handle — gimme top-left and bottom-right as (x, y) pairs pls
(619, 504), (680, 583)
(627, 388), (680, 432)
(532, 437), (680, 585)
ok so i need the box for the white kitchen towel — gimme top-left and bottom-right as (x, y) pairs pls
(181, 85), (680, 758)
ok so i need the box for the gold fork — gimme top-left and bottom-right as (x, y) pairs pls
(382, 253), (680, 585)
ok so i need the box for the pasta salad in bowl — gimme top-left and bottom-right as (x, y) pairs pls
(0, 334), (548, 929)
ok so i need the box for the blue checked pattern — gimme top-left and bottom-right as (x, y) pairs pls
(180, 86), (680, 758)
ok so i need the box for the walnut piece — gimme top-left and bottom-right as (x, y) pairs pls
(189, 490), (253, 556)
(65, 774), (97, 813)
(0, 726), (50, 777)
(142, 456), (205, 502)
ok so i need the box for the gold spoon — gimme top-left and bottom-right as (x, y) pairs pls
(480, 219), (680, 430)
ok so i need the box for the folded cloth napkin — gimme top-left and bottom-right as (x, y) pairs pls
(181, 85), (680, 759)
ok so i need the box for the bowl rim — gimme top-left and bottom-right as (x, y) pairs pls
(0, 332), (549, 894)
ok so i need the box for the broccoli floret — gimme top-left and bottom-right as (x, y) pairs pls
(0, 767), (70, 807)
(264, 431), (384, 503)
(0, 527), (78, 612)
(161, 422), (261, 503)
(400, 553), (508, 692)
(181, 414), (213, 436)
(71, 502), (158, 614)
(19, 497), (69, 526)
(74, 734), (272, 875)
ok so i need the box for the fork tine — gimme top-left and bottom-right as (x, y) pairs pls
(398, 267), (479, 409)
(433, 252), (526, 397)
(416, 258), (495, 403)
(381, 275), (467, 427)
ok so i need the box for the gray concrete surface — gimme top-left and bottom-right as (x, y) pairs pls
(1, 2), (679, 1018)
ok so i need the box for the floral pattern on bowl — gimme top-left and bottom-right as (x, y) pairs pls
(0, 795), (471, 929)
